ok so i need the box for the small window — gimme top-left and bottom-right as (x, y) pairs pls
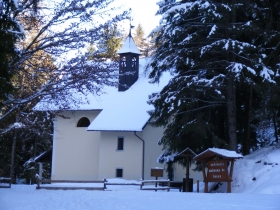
(121, 56), (126, 67)
(116, 168), (123, 178)
(132, 56), (136, 67)
(77, 117), (90, 127)
(117, 137), (124, 150)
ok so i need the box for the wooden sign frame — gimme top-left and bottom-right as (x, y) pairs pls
(151, 168), (163, 177)
(201, 159), (235, 193)
(207, 160), (228, 182)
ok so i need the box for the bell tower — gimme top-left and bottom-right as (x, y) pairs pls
(117, 27), (141, 91)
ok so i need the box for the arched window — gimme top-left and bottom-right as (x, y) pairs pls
(77, 117), (90, 127)
(121, 56), (126, 67)
(132, 56), (136, 67)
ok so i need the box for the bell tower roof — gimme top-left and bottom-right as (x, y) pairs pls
(116, 35), (141, 55)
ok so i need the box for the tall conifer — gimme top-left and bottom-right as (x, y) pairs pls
(148, 0), (280, 159)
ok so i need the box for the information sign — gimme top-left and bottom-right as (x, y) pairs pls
(151, 168), (163, 177)
(207, 160), (227, 181)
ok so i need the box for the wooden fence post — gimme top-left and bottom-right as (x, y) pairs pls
(168, 179), (170, 192)
(36, 179), (41, 189)
(103, 178), (107, 190)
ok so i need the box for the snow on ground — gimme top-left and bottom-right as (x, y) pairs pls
(231, 144), (280, 194)
(1, 144), (280, 210)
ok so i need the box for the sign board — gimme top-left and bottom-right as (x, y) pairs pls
(151, 168), (163, 177)
(207, 160), (227, 181)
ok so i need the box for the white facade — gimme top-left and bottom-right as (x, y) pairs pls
(37, 36), (203, 183)
(51, 110), (203, 182)
(52, 111), (101, 180)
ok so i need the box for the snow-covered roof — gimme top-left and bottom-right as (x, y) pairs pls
(194, 148), (243, 161)
(34, 148), (52, 163)
(116, 36), (141, 55)
(88, 59), (169, 131)
(34, 58), (171, 132)
(177, 147), (196, 157)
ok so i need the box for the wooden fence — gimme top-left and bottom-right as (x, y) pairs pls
(105, 182), (140, 187)
(160, 181), (183, 191)
(36, 179), (107, 190)
(140, 179), (170, 192)
(0, 177), (11, 188)
(36, 179), (172, 191)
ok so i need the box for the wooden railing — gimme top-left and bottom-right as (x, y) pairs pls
(36, 179), (107, 190)
(105, 182), (140, 187)
(160, 181), (183, 191)
(140, 179), (170, 192)
(0, 177), (12, 188)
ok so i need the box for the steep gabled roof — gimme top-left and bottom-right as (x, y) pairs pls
(34, 58), (171, 132)
(116, 35), (141, 55)
(88, 58), (169, 131)
(178, 147), (196, 157)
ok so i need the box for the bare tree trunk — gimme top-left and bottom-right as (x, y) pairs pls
(10, 129), (17, 184)
(243, 85), (253, 155)
(227, 74), (237, 151)
(226, 0), (237, 152)
(272, 112), (279, 143)
(34, 137), (37, 157)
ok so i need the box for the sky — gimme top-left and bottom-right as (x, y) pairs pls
(112, 0), (161, 36)
(1, 144), (280, 210)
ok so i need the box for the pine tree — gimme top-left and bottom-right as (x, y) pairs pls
(133, 24), (149, 56)
(0, 0), (24, 102)
(260, 0), (280, 146)
(148, 0), (279, 160)
(93, 24), (124, 61)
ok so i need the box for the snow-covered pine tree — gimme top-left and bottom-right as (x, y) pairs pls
(0, 0), (24, 102)
(258, 0), (280, 148)
(148, 0), (279, 160)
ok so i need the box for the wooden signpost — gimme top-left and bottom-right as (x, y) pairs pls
(207, 160), (228, 181)
(194, 148), (243, 193)
(178, 148), (196, 192)
(151, 168), (163, 178)
(151, 168), (163, 191)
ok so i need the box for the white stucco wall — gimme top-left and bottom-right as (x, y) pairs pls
(52, 110), (101, 180)
(140, 124), (167, 180)
(172, 163), (203, 183)
(98, 132), (142, 180)
(52, 111), (203, 183)
(142, 123), (203, 182)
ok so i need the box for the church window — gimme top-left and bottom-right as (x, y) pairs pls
(77, 117), (90, 127)
(117, 137), (124, 150)
(121, 56), (126, 67)
(116, 168), (123, 178)
(132, 56), (136, 67)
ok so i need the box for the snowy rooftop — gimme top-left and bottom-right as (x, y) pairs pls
(34, 58), (171, 131)
(88, 58), (171, 131)
(194, 148), (243, 161)
(177, 147), (196, 157)
(116, 35), (141, 55)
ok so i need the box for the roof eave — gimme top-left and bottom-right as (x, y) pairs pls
(87, 129), (143, 132)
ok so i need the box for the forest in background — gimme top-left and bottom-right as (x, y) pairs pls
(1, 0), (280, 183)
(148, 0), (280, 170)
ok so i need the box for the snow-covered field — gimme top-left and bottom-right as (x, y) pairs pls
(1, 144), (280, 210)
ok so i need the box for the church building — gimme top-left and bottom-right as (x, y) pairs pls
(34, 32), (202, 182)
